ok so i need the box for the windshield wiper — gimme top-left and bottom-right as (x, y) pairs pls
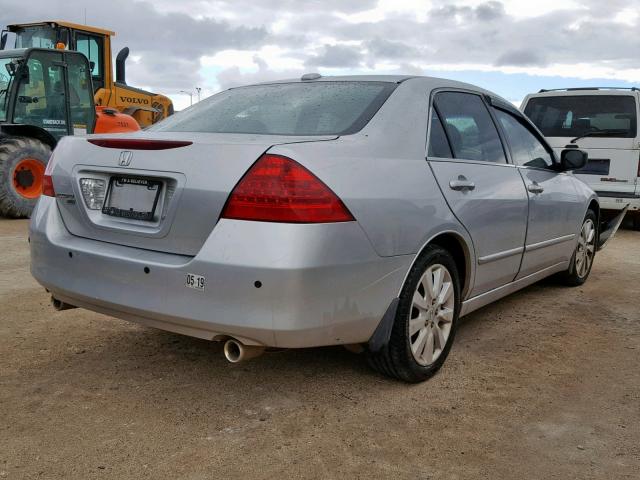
(570, 129), (629, 143)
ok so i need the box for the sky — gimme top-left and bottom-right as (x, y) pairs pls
(1, 0), (640, 110)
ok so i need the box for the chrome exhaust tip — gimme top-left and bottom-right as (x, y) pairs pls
(51, 296), (77, 311)
(223, 339), (265, 363)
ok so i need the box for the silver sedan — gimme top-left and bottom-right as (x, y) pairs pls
(30, 75), (619, 382)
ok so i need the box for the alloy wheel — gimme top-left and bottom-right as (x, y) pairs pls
(575, 219), (596, 278)
(409, 264), (455, 366)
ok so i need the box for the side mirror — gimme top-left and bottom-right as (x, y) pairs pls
(0, 32), (7, 50)
(560, 149), (588, 171)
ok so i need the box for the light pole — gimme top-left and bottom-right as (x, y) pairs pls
(180, 90), (193, 106)
(195, 87), (202, 103)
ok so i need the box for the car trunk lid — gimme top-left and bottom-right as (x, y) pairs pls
(51, 132), (337, 256)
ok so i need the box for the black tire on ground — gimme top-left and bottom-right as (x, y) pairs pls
(632, 213), (640, 231)
(0, 136), (51, 218)
(559, 209), (598, 287)
(368, 245), (461, 383)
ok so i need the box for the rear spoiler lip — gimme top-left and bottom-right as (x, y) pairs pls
(87, 138), (193, 150)
(597, 204), (628, 251)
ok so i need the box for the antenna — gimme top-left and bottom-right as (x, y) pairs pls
(84, 8), (87, 24)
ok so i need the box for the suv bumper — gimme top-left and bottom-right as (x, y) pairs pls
(595, 191), (640, 212)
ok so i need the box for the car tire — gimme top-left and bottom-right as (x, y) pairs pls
(632, 213), (640, 232)
(368, 245), (461, 383)
(0, 137), (51, 218)
(559, 210), (597, 287)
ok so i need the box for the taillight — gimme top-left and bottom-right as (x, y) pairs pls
(221, 154), (354, 223)
(42, 150), (56, 197)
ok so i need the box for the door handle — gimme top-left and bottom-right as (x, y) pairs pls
(449, 176), (475, 191)
(527, 183), (544, 194)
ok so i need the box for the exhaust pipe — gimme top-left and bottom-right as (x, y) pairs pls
(51, 296), (77, 311)
(223, 339), (265, 363)
(115, 47), (129, 85)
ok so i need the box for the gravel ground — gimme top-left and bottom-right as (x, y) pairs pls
(1, 218), (639, 479)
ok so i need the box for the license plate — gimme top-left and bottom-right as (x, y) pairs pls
(102, 176), (162, 221)
(185, 273), (206, 291)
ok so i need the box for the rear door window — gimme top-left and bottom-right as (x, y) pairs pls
(428, 110), (453, 158)
(524, 95), (637, 138)
(434, 92), (506, 163)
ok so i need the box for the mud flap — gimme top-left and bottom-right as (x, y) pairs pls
(367, 298), (399, 353)
(598, 205), (628, 251)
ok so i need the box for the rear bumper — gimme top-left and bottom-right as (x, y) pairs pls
(595, 191), (640, 212)
(29, 197), (412, 348)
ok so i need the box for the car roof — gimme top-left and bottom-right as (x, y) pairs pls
(231, 74), (416, 87)
(233, 74), (515, 107)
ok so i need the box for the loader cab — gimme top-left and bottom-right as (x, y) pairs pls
(0, 48), (95, 140)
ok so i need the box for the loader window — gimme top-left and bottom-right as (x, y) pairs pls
(14, 26), (57, 49)
(66, 54), (94, 135)
(0, 57), (17, 121)
(14, 52), (69, 139)
(76, 33), (103, 91)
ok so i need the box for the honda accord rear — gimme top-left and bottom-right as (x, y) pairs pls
(30, 77), (419, 352)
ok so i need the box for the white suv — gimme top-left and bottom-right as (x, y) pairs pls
(522, 88), (639, 229)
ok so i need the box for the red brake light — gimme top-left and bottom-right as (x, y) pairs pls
(87, 138), (192, 150)
(221, 154), (354, 223)
(42, 150), (56, 197)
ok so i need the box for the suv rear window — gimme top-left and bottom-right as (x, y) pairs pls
(150, 81), (397, 136)
(524, 95), (637, 138)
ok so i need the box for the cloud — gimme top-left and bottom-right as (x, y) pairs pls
(215, 55), (304, 90)
(305, 44), (364, 68)
(2, 0), (640, 109)
(476, 1), (506, 21)
(365, 38), (420, 60)
(495, 49), (546, 67)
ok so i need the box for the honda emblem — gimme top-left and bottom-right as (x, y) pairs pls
(118, 151), (133, 167)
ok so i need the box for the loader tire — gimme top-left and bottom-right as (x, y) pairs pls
(0, 137), (51, 218)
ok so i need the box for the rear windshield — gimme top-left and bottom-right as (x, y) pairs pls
(150, 81), (397, 136)
(524, 95), (637, 138)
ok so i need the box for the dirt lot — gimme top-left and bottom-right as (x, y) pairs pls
(1, 218), (639, 479)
